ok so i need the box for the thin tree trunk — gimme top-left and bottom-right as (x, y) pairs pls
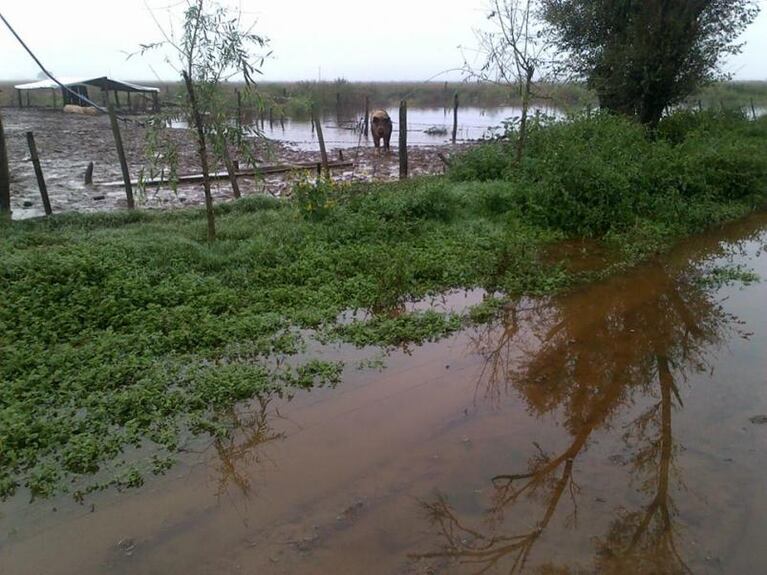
(515, 70), (533, 164)
(182, 70), (216, 242)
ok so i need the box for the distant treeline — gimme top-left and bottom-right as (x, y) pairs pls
(1, 80), (766, 116)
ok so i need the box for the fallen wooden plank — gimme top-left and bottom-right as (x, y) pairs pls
(100, 160), (354, 187)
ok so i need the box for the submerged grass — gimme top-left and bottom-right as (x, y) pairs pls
(2, 109), (767, 501)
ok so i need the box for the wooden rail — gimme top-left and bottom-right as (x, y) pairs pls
(100, 160), (354, 188)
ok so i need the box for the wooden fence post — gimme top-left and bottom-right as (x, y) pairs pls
(452, 92), (459, 144)
(363, 95), (370, 137)
(750, 99), (757, 121)
(0, 112), (10, 217)
(17, 89), (23, 108)
(223, 148), (241, 199)
(25, 132), (52, 216)
(312, 106), (329, 179)
(399, 100), (408, 180)
(152, 92), (160, 113)
(84, 162), (94, 185)
(236, 89), (242, 146)
(106, 99), (135, 209)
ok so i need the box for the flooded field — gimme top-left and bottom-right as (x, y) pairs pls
(254, 105), (555, 150)
(2, 208), (766, 574)
(1, 108), (482, 219)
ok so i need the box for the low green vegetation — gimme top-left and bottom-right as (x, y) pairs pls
(2, 109), (766, 501)
(451, 109), (767, 257)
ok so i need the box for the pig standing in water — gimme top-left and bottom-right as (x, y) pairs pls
(371, 110), (393, 151)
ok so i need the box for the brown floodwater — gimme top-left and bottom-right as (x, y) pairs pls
(2, 213), (767, 574)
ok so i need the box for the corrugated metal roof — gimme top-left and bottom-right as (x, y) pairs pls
(13, 76), (160, 93)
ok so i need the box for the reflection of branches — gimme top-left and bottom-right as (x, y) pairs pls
(594, 354), (692, 575)
(212, 395), (285, 498)
(417, 255), (741, 573)
(470, 298), (555, 406)
(416, 457), (576, 574)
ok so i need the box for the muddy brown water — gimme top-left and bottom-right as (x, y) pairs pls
(2, 213), (767, 574)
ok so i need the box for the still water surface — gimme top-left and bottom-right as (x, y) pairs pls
(2, 213), (767, 574)
(245, 105), (559, 150)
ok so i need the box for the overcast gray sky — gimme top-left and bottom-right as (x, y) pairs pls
(2, 0), (766, 82)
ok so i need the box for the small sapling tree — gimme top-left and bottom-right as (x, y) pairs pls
(464, 0), (553, 162)
(141, 0), (269, 241)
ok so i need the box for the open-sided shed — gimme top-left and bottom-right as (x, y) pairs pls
(13, 76), (161, 111)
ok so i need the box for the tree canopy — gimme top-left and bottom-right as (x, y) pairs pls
(541, 0), (760, 125)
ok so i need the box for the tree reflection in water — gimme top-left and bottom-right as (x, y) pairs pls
(212, 395), (286, 499)
(414, 259), (742, 574)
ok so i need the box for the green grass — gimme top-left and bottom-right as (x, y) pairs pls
(2, 108), (767, 501)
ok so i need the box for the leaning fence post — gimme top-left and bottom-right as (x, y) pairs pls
(223, 148), (241, 199)
(312, 106), (329, 179)
(0, 112), (10, 217)
(452, 92), (459, 144)
(106, 99), (135, 209)
(84, 162), (94, 185)
(750, 98), (757, 121)
(25, 132), (52, 216)
(399, 99), (408, 180)
(363, 95), (370, 137)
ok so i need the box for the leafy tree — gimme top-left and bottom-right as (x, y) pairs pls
(541, 0), (760, 126)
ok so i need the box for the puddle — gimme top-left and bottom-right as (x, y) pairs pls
(2, 213), (767, 574)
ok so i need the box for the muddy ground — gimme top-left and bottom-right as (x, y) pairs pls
(1, 108), (473, 219)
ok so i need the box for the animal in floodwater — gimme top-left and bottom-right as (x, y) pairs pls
(370, 110), (393, 151)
